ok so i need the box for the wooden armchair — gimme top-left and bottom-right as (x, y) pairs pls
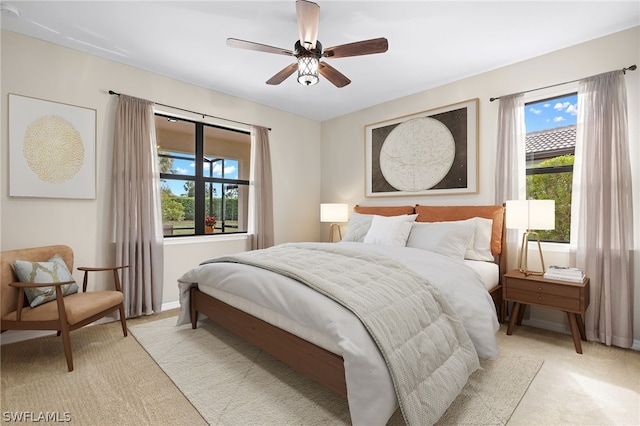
(1, 245), (128, 371)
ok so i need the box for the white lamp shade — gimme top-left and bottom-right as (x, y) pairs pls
(506, 200), (555, 230)
(320, 203), (349, 223)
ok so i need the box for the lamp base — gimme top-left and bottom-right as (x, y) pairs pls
(328, 223), (342, 243)
(518, 230), (546, 276)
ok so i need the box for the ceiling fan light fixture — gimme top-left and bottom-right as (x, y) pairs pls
(227, 2), (387, 88)
(297, 55), (319, 86)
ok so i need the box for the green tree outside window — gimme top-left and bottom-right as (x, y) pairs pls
(526, 154), (574, 242)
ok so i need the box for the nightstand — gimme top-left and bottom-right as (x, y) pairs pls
(503, 270), (590, 354)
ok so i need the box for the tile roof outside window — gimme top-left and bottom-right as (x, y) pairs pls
(526, 125), (576, 159)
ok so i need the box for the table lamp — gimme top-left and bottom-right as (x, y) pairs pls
(320, 203), (349, 242)
(506, 199), (555, 275)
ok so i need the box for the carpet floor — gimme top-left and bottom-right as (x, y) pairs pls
(1, 312), (205, 425)
(4, 311), (638, 425)
(128, 316), (543, 425)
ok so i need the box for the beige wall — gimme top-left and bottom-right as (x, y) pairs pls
(0, 30), (321, 308)
(320, 26), (640, 343)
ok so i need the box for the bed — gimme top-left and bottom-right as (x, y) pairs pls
(177, 204), (506, 426)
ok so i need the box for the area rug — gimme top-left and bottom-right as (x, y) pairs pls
(129, 317), (543, 425)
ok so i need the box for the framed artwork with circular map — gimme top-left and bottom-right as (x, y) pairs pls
(365, 98), (478, 197)
(9, 94), (96, 199)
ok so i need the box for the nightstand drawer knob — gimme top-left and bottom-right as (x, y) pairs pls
(538, 287), (542, 291)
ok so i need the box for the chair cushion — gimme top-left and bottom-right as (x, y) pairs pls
(12, 254), (79, 307)
(1, 291), (123, 324)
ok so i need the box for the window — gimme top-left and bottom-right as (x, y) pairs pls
(155, 114), (251, 237)
(524, 93), (577, 243)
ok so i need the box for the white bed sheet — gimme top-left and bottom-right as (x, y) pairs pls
(177, 242), (499, 426)
(464, 259), (500, 290)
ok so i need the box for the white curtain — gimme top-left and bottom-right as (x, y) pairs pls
(248, 125), (275, 250)
(573, 70), (634, 347)
(113, 95), (164, 317)
(495, 93), (526, 270)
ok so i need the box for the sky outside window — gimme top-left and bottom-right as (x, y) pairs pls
(164, 156), (239, 196)
(525, 94), (577, 133)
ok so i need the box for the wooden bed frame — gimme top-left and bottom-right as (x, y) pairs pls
(190, 205), (507, 399)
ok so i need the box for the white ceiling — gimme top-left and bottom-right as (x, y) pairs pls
(1, 1), (638, 121)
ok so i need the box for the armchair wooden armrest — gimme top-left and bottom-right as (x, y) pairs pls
(8, 280), (76, 322)
(8, 280), (76, 289)
(77, 265), (129, 293)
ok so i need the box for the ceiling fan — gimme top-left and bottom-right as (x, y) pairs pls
(226, 0), (389, 88)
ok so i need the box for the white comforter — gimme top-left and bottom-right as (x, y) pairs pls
(177, 242), (499, 426)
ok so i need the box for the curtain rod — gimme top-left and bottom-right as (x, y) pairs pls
(489, 64), (637, 102)
(108, 90), (271, 131)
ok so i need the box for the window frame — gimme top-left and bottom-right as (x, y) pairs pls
(156, 113), (250, 237)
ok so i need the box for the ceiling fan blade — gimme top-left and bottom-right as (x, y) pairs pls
(318, 62), (351, 88)
(296, 0), (320, 50)
(227, 38), (294, 56)
(266, 63), (298, 85)
(323, 37), (389, 59)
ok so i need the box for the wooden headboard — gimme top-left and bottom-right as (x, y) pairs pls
(352, 205), (415, 217)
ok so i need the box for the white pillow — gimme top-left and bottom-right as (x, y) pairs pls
(363, 214), (417, 246)
(418, 217), (494, 261)
(341, 212), (374, 242)
(463, 217), (494, 261)
(406, 221), (474, 260)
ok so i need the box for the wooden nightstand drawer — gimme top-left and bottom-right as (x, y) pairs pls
(506, 278), (582, 298)
(506, 287), (581, 311)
